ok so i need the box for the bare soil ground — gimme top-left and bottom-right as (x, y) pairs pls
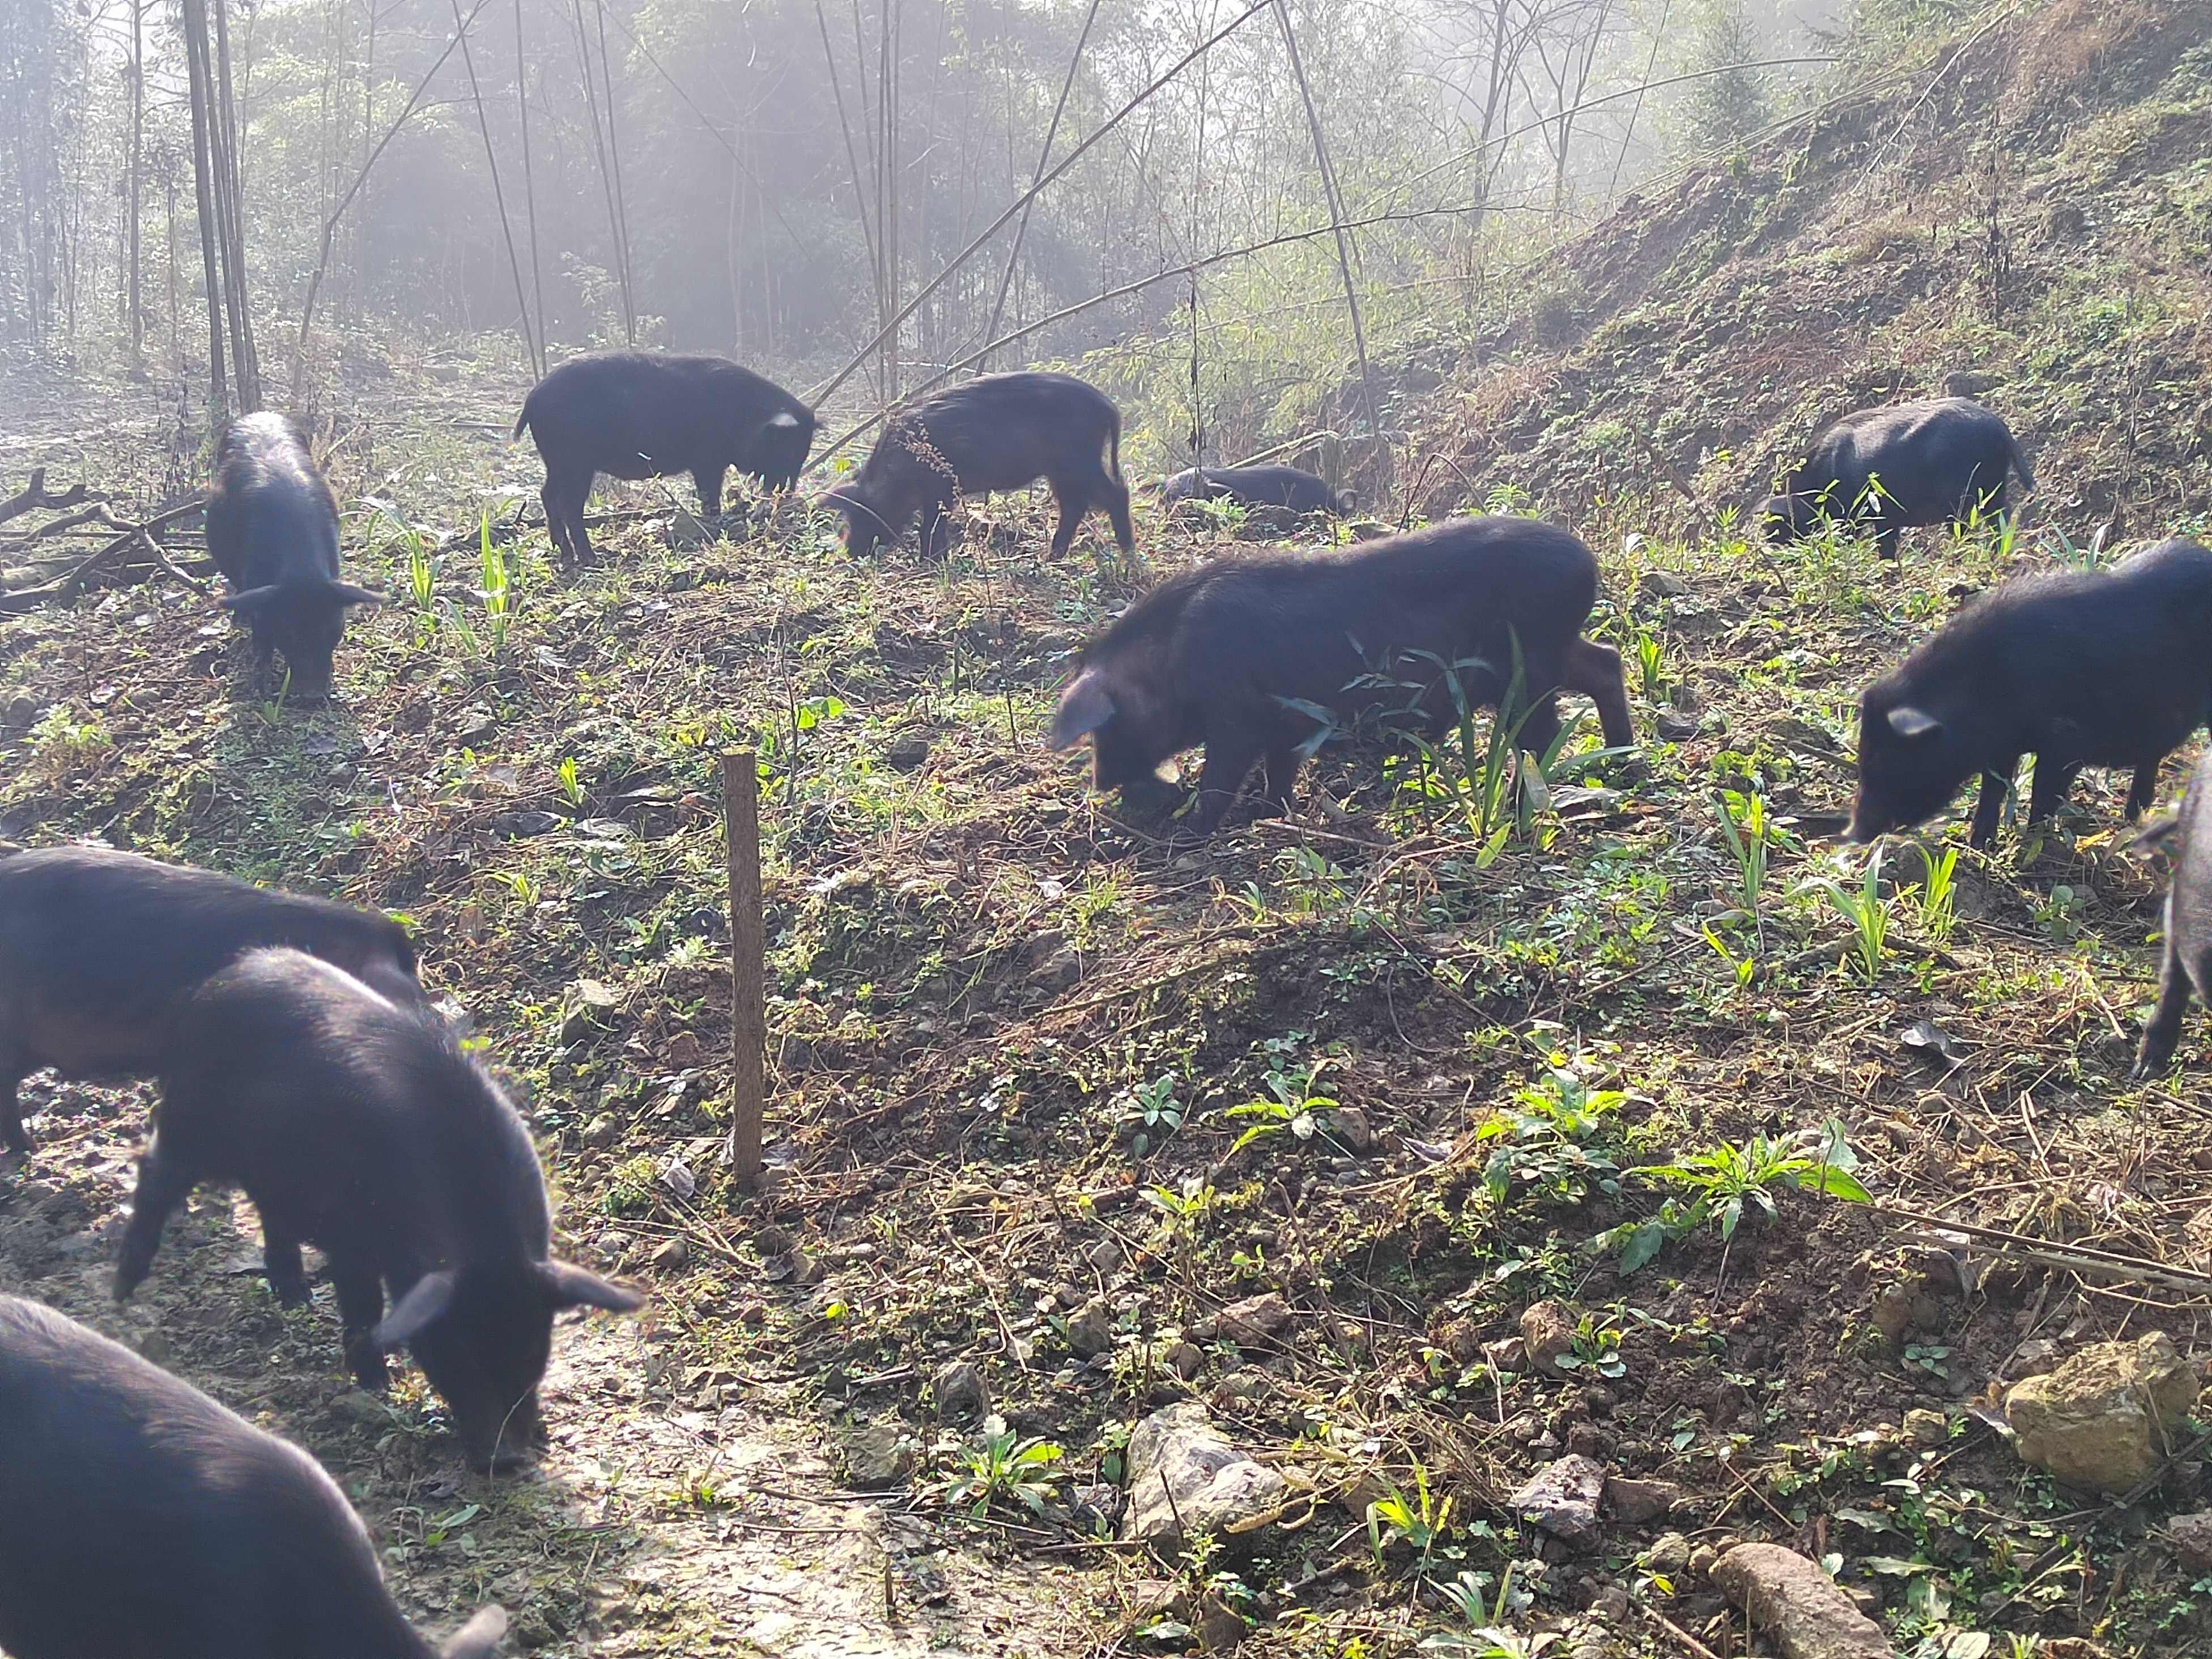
(4, 349), (2212, 1659)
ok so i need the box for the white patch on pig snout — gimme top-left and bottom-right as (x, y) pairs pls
(769, 412), (800, 428)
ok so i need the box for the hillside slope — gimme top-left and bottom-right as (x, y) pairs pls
(1402, 0), (2212, 540)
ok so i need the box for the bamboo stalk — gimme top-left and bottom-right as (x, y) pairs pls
(448, 0), (540, 378)
(806, 0), (1277, 411)
(1271, 0), (1380, 492)
(721, 752), (767, 1182)
(976, 0), (1101, 365)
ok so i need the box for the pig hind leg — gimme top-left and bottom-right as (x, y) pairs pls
(1566, 639), (1634, 748)
(2134, 897), (2196, 1077)
(114, 1134), (198, 1299)
(332, 1257), (391, 1391)
(1047, 481), (1090, 561)
(543, 469), (594, 568)
(1097, 466), (1135, 555)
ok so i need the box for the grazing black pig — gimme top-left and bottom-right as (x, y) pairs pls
(1163, 464), (1351, 516)
(1848, 538), (2212, 847)
(115, 948), (642, 1470)
(514, 351), (816, 567)
(1048, 515), (1634, 837)
(0, 1294), (507, 1659)
(1762, 396), (2036, 558)
(208, 412), (381, 700)
(2134, 749), (2212, 1077)
(824, 371), (1134, 561)
(0, 844), (422, 1154)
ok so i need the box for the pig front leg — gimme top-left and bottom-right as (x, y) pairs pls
(1968, 765), (2014, 848)
(2026, 755), (2082, 829)
(0, 1053), (30, 1154)
(2134, 901), (2193, 1079)
(331, 1259), (390, 1392)
(1184, 729), (1265, 839)
(1259, 745), (1304, 818)
(692, 465), (727, 520)
(262, 1226), (311, 1308)
(2125, 759), (2164, 822)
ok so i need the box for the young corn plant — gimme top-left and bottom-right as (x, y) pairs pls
(1801, 846), (1893, 982)
(1912, 843), (1960, 942)
(364, 500), (439, 644)
(1420, 1564), (1547, 1659)
(478, 512), (516, 653)
(556, 758), (586, 812)
(1365, 1458), (1455, 1579)
(1715, 788), (1788, 941)
(1633, 627), (1668, 703)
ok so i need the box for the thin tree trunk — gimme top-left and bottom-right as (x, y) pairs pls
(979, 0), (1099, 367)
(811, 0), (1273, 410)
(293, 0), (493, 388)
(448, 0), (539, 376)
(816, 0), (881, 378)
(592, 0), (636, 343)
(568, 0), (628, 346)
(1271, 0), (1379, 466)
(126, 0), (143, 364)
(180, 0), (228, 416)
(516, 0), (546, 360)
(209, 0), (261, 410)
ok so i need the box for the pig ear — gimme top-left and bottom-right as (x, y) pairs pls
(539, 1260), (645, 1313)
(327, 581), (384, 609)
(1886, 705), (1942, 741)
(1049, 672), (1116, 749)
(372, 1270), (458, 1351)
(219, 584), (282, 616)
(441, 1606), (509, 1659)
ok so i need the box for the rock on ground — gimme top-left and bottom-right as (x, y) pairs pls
(1121, 1402), (1286, 1552)
(1520, 1299), (1579, 1376)
(1712, 1542), (1891, 1659)
(1508, 1453), (1606, 1542)
(2005, 1332), (2201, 1494)
(2167, 1510), (2212, 1572)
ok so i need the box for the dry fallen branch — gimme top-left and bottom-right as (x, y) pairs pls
(0, 470), (97, 529)
(0, 496), (211, 613)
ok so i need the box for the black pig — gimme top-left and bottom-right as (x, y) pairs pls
(1762, 396), (2036, 558)
(115, 948), (641, 1470)
(514, 351), (816, 567)
(825, 371), (1134, 561)
(2134, 749), (2212, 1077)
(0, 844), (422, 1154)
(208, 412), (381, 701)
(1163, 464), (1351, 516)
(1848, 538), (2212, 847)
(1048, 515), (1634, 837)
(0, 1294), (507, 1659)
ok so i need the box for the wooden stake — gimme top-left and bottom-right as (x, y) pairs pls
(721, 751), (765, 1181)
